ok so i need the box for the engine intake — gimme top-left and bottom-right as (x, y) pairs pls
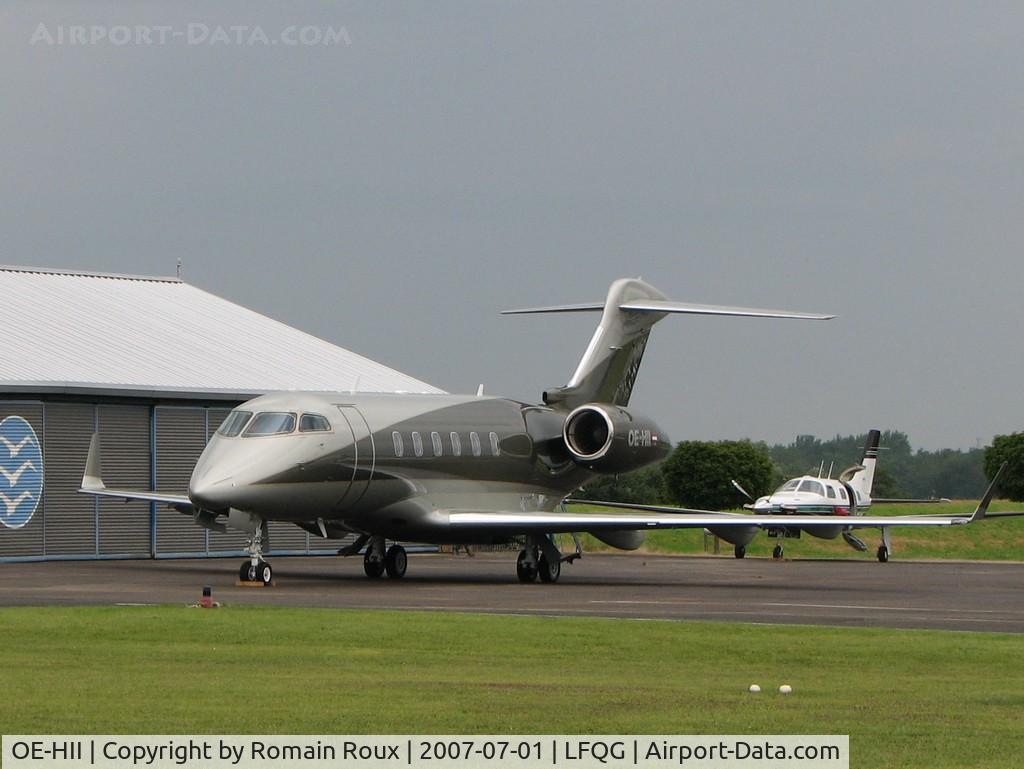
(563, 403), (669, 473)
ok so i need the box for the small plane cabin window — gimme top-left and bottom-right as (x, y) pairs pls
(217, 410), (253, 437)
(431, 431), (443, 456)
(776, 479), (800, 493)
(838, 486), (848, 501)
(243, 412), (296, 436)
(392, 431), (404, 457)
(489, 431), (500, 456)
(450, 432), (462, 456)
(470, 431), (482, 457)
(826, 485), (836, 499)
(299, 414), (331, 432)
(798, 480), (824, 496)
(412, 431), (423, 457)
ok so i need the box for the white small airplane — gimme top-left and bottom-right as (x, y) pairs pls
(729, 430), (950, 561)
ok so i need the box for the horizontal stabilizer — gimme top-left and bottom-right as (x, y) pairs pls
(503, 299), (833, 320)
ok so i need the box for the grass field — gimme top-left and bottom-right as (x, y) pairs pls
(1, 606), (1022, 769)
(577, 500), (1024, 561)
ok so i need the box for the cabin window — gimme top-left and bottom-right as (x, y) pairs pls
(412, 431), (423, 457)
(392, 431), (404, 457)
(826, 485), (836, 499)
(431, 431), (443, 456)
(243, 412), (296, 436)
(470, 431), (482, 457)
(450, 432), (462, 456)
(217, 410), (253, 437)
(838, 486), (848, 501)
(299, 413), (331, 432)
(489, 431), (500, 456)
(776, 479), (800, 493)
(798, 480), (824, 496)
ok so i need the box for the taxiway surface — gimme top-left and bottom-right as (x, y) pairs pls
(2, 553), (1021, 632)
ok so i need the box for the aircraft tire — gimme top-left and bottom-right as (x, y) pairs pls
(877, 545), (889, 563)
(516, 550), (538, 583)
(385, 545), (407, 579)
(734, 545), (746, 559)
(363, 551), (385, 578)
(537, 554), (560, 583)
(772, 545), (784, 560)
(258, 561), (272, 585)
(239, 561), (252, 582)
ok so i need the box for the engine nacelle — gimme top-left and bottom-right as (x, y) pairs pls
(562, 403), (669, 474)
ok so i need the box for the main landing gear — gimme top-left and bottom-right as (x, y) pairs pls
(238, 519), (273, 585)
(734, 545), (746, 559)
(516, 534), (581, 584)
(876, 527), (892, 563)
(362, 536), (407, 579)
(772, 544), (784, 560)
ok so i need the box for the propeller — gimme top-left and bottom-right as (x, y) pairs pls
(731, 479), (754, 502)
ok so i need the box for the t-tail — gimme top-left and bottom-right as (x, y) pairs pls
(503, 277), (834, 410)
(842, 429), (880, 499)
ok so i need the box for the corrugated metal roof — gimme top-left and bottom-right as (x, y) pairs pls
(0, 265), (443, 397)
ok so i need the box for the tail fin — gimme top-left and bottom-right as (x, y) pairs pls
(845, 429), (881, 498)
(503, 278), (833, 410)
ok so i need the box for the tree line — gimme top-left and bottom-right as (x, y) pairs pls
(576, 430), (1024, 508)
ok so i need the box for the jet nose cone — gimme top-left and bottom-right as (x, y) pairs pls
(189, 475), (235, 512)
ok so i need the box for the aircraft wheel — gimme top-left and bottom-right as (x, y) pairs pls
(877, 545), (889, 563)
(516, 550), (538, 583)
(734, 545), (746, 559)
(239, 561), (253, 582)
(363, 550), (385, 578)
(257, 561), (272, 585)
(537, 554), (561, 583)
(772, 545), (784, 560)
(385, 545), (408, 579)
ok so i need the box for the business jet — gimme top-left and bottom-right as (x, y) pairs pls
(728, 430), (950, 562)
(79, 278), (1014, 584)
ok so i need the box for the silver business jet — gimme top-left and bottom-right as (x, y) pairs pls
(80, 278), (1015, 584)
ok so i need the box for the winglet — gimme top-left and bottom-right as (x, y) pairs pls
(969, 462), (1006, 522)
(82, 433), (105, 491)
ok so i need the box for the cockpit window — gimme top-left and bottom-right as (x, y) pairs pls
(217, 410), (253, 437)
(776, 479), (801, 493)
(243, 412), (296, 436)
(299, 414), (331, 432)
(798, 480), (825, 496)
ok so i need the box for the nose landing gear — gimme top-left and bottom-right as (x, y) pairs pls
(238, 519), (273, 585)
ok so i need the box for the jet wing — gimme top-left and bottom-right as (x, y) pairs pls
(78, 434), (193, 513)
(449, 464), (1017, 533)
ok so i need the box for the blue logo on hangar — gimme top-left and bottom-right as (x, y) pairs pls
(0, 416), (44, 529)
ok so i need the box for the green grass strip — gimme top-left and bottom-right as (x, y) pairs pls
(1, 606), (1022, 768)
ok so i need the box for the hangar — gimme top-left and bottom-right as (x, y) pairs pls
(0, 265), (442, 562)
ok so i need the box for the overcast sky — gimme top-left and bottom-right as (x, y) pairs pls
(2, 2), (1022, 450)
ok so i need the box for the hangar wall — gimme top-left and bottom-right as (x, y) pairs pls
(0, 399), (350, 562)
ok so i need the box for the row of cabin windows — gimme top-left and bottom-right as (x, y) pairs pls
(392, 430), (501, 459)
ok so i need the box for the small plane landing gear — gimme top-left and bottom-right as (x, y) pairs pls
(363, 535), (388, 578)
(772, 544), (784, 560)
(516, 549), (539, 583)
(734, 545), (746, 559)
(238, 519), (273, 584)
(385, 544), (407, 579)
(877, 527), (892, 563)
